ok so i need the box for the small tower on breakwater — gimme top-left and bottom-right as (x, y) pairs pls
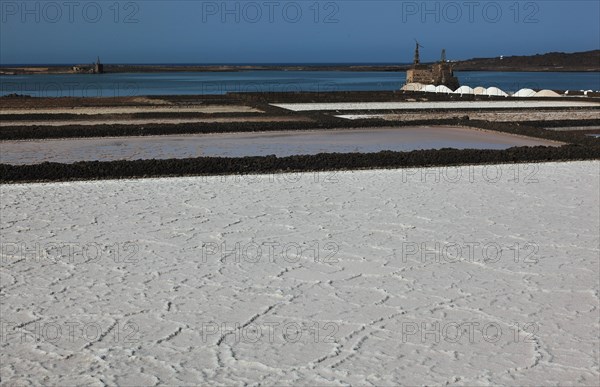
(93, 57), (104, 74)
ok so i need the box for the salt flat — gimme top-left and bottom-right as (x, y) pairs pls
(1, 161), (598, 385)
(335, 110), (600, 122)
(0, 127), (560, 165)
(0, 116), (304, 127)
(272, 100), (600, 111)
(0, 105), (262, 115)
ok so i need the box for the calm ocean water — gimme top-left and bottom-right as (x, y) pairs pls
(1, 71), (598, 97)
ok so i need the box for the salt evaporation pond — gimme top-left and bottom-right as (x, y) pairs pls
(0, 126), (561, 165)
(1, 162), (598, 385)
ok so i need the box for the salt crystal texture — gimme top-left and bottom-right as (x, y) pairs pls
(1, 161), (598, 385)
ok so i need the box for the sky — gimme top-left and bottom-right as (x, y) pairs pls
(1, 0), (599, 64)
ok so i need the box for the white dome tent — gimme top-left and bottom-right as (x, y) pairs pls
(401, 83), (424, 92)
(454, 86), (475, 96)
(473, 87), (487, 95)
(400, 82), (579, 98)
(513, 88), (536, 97)
(485, 87), (509, 97)
(422, 84), (436, 93)
(435, 85), (453, 94)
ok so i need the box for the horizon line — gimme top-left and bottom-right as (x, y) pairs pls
(2, 48), (598, 67)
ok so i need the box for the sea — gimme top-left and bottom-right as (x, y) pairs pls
(1, 70), (599, 98)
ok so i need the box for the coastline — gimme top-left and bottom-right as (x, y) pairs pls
(3, 51), (599, 75)
(2, 64), (600, 75)
(2, 51), (599, 75)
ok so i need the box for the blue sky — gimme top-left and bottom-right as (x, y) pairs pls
(1, 0), (599, 64)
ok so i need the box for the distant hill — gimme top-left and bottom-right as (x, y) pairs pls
(453, 50), (600, 72)
(1, 50), (599, 75)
